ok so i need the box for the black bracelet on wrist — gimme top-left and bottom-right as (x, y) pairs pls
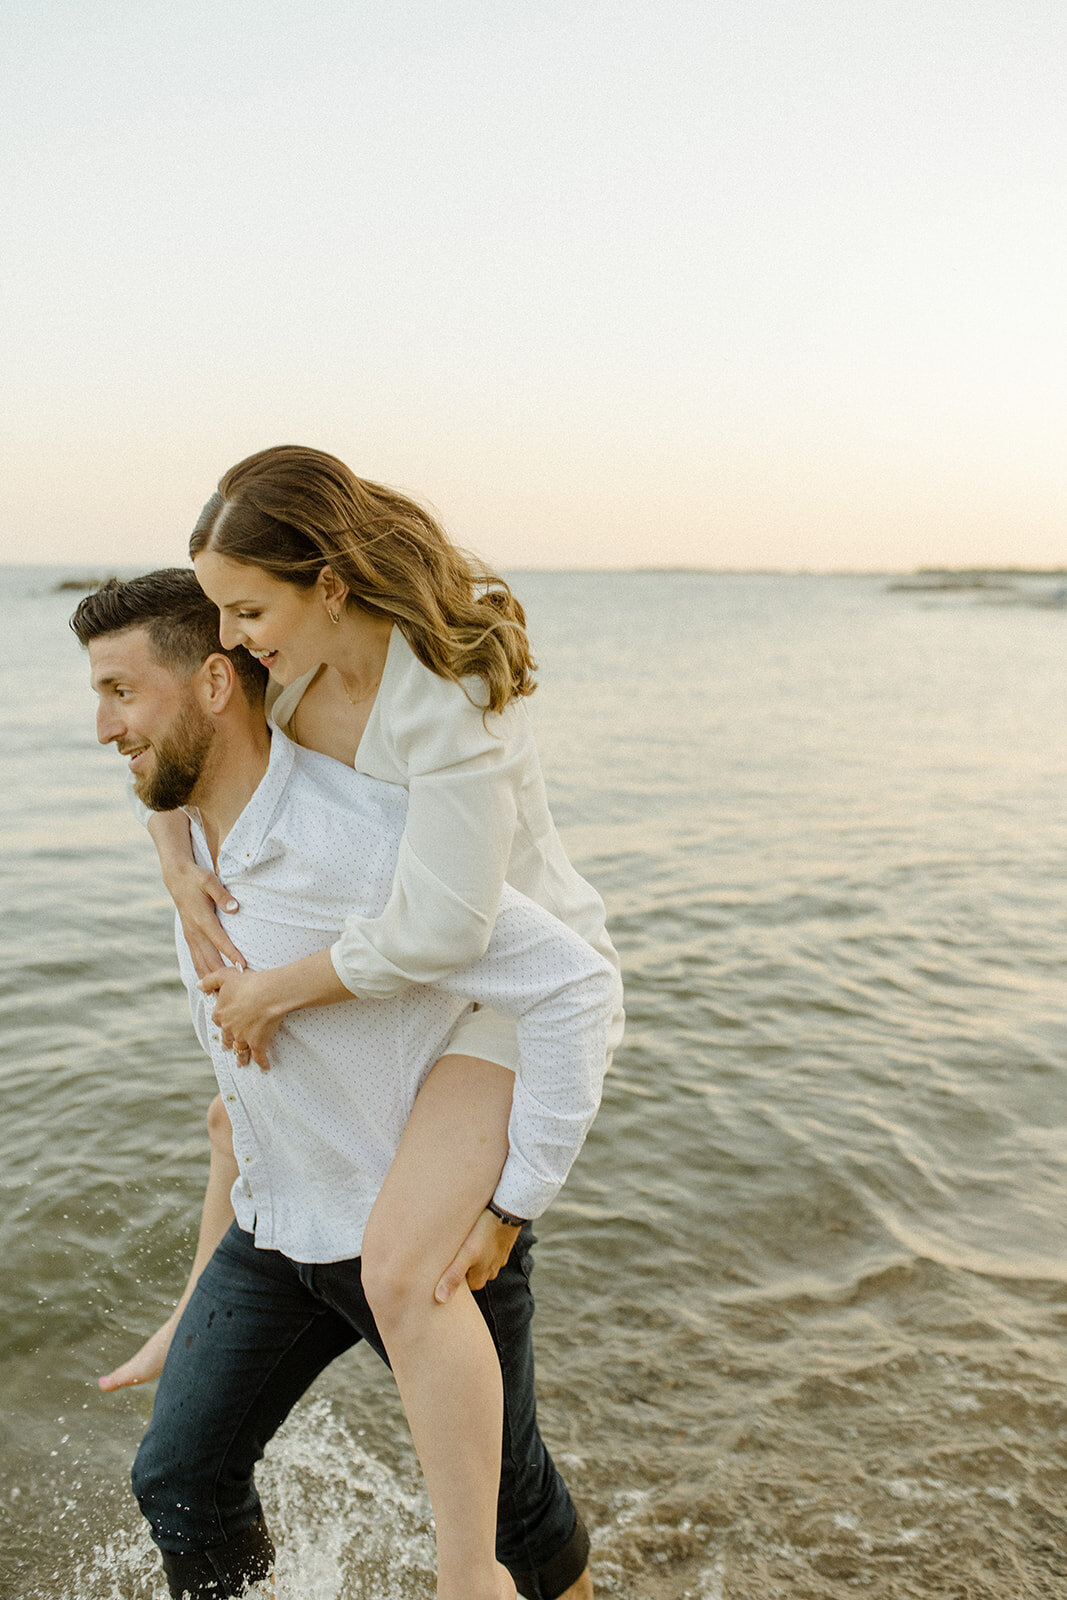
(486, 1199), (528, 1228)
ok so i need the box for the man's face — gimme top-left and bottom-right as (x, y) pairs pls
(88, 628), (216, 810)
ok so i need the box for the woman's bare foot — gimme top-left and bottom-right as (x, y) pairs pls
(98, 1312), (179, 1391)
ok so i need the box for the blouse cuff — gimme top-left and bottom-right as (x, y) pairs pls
(492, 1151), (561, 1224)
(330, 936), (438, 1000)
(329, 940), (370, 997)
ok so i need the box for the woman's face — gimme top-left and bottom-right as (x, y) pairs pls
(193, 549), (330, 685)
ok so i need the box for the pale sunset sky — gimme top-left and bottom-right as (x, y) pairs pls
(2, 0), (1065, 571)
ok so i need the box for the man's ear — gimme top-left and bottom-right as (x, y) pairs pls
(198, 652), (238, 713)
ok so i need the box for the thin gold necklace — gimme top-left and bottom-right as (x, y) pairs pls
(338, 668), (381, 709)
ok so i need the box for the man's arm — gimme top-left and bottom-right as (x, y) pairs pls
(99, 1096), (238, 1392)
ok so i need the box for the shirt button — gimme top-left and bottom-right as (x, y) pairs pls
(226, 1094), (236, 1104)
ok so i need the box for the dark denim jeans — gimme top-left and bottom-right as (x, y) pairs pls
(133, 1222), (588, 1600)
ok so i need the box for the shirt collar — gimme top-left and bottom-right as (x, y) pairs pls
(208, 726), (296, 870)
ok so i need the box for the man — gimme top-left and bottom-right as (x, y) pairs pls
(72, 570), (620, 1600)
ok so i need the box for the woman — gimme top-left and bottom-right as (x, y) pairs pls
(117, 446), (622, 1600)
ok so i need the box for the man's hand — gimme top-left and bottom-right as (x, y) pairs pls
(198, 967), (284, 1071)
(99, 1311), (180, 1391)
(434, 1208), (522, 1303)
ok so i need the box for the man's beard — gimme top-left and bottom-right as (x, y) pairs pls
(135, 702), (216, 811)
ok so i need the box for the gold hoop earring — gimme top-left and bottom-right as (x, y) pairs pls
(327, 607), (340, 625)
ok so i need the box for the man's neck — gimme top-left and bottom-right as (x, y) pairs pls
(188, 715), (273, 865)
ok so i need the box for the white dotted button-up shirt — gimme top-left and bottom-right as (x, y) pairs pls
(177, 729), (622, 1264)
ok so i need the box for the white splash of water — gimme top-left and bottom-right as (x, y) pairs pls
(31, 1395), (436, 1600)
(698, 1552), (726, 1600)
(264, 1396), (436, 1599)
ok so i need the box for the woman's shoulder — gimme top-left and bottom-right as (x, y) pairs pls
(385, 628), (481, 703)
(383, 628), (528, 767)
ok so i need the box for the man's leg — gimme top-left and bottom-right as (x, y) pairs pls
(133, 1222), (357, 1600)
(476, 1233), (592, 1600)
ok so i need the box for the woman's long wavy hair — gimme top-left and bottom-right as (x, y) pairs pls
(189, 446), (536, 712)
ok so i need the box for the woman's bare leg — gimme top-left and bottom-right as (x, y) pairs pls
(99, 1096), (238, 1391)
(360, 1054), (517, 1600)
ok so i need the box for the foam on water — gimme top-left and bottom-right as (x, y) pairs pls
(20, 1399), (436, 1600)
(264, 1399), (434, 1600)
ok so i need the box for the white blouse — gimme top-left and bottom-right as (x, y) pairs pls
(177, 729), (621, 1256)
(269, 627), (624, 1063)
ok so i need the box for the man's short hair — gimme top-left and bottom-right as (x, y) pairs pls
(69, 568), (268, 706)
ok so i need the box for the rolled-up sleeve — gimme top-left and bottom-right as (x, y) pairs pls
(329, 675), (524, 997)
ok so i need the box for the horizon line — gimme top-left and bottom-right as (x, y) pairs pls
(8, 560), (1067, 580)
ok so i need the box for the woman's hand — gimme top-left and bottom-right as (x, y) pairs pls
(198, 967), (286, 1071)
(168, 860), (247, 981)
(148, 808), (246, 979)
(434, 1209), (522, 1303)
(199, 951), (352, 1069)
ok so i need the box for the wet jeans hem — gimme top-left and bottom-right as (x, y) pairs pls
(159, 1510), (275, 1598)
(509, 1508), (591, 1600)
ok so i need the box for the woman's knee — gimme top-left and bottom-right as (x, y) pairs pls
(359, 1210), (432, 1332)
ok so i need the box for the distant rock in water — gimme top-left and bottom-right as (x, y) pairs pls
(52, 576), (116, 593)
(886, 568), (1067, 606)
(886, 572), (1017, 593)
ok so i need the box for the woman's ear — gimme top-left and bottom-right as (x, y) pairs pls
(318, 564), (350, 613)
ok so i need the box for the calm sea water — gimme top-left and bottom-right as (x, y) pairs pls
(3, 565), (1067, 1599)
